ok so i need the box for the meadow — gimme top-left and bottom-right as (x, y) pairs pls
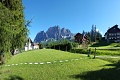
(0, 49), (120, 80)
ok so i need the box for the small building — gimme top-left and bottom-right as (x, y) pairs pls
(25, 38), (39, 51)
(104, 25), (120, 42)
(33, 43), (39, 49)
(25, 38), (34, 51)
(74, 33), (83, 44)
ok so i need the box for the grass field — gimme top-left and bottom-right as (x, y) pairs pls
(90, 42), (120, 49)
(0, 49), (120, 80)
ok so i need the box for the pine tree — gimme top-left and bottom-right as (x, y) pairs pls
(82, 30), (85, 36)
(0, 2), (12, 52)
(0, 0), (28, 55)
(91, 25), (95, 42)
(86, 32), (91, 43)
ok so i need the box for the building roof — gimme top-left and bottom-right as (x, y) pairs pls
(28, 38), (33, 43)
(74, 33), (83, 37)
(105, 25), (120, 35)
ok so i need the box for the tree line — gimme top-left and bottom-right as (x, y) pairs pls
(83, 25), (102, 44)
(39, 39), (79, 51)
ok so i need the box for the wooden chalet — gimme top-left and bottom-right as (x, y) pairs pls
(105, 25), (120, 42)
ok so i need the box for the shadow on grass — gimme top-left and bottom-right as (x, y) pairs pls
(70, 61), (120, 80)
(4, 75), (24, 80)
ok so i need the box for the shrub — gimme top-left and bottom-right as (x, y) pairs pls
(70, 49), (88, 54)
(50, 43), (72, 51)
(48, 39), (74, 51)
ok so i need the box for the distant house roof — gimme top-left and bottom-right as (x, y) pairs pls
(105, 25), (120, 35)
(28, 38), (33, 43)
(74, 33), (83, 44)
(74, 33), (83, 37)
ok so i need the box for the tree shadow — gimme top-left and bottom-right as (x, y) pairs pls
(70, 61), (120, 80)
(4, 75), (24, 80)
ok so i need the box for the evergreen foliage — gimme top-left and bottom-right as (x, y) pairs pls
(84, 25), (102, 43)
(39, 39), (78, 51)
(0, 0), (28, 56)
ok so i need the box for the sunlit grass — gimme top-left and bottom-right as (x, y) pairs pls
(0, 49), (116, 80)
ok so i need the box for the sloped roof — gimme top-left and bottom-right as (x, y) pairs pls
(28, 38), (33, 43)
(107, 25), (120, 33)
(105, 25), (120, 36)
(74, 33), (83, 37)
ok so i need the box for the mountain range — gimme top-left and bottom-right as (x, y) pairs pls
(34, 26), (74, 43)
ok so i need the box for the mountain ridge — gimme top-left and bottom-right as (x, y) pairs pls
(34, 26), (74, 43)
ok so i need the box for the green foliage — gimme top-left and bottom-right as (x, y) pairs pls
(84, 25), (102, 43)
(71, 42), (79, 48)
(48, 39), (73, 51)
(71, 49), (88, 54)
(4, 52), (12, 63)
(0, 0), (28, 56)
(39, 42), (46, 49)
(0, 3), (12, 52)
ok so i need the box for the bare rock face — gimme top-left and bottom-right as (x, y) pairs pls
(46, 26), (61, 40)
(61, 28), (73, 37)
(34, 31), (48, 43)
(34, 26), (73, 43)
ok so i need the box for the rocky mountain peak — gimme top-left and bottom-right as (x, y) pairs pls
(34, 26), (73, 43)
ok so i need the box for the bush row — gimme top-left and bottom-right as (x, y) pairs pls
(49, 43), (72, 51)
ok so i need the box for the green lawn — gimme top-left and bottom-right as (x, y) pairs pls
(90, 42), (120, 49)
(0, 49), (119, 80)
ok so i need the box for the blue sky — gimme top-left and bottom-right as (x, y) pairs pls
(23, 0), (120, 41)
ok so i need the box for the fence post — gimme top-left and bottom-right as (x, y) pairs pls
(93, 48), (96, 59)
(66, 46), (67, 51)
(59, 46), (60, 50)
(88, 48), (91, 57)
(75, 47), (76, 53)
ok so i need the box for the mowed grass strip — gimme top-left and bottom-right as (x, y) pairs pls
(6, 49), (85, 64)
(0, 49), (114, 80)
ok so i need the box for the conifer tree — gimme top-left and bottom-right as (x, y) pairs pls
(0, 0), (28, 55)
(0, 2), (12, 52)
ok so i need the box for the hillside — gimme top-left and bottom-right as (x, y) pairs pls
(0, 49), (119, 80)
